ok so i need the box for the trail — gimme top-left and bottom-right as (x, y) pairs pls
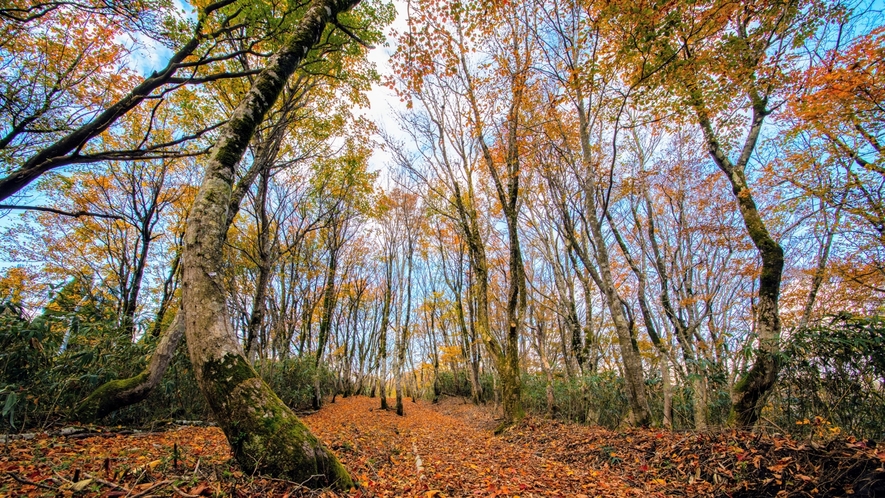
(304, 396), (641, 497)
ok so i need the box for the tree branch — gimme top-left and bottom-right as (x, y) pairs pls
(0, 204), (125, 220)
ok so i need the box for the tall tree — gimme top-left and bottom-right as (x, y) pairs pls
(0, 0), (256, 201)
(642, 0), (821, 426)
(176, 0), (391, 484)
(393, 0), (533, 426)
(532, 0), (654, 425)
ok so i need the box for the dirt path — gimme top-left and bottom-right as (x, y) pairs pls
(0, 396), (644, 497)
(305, 396), (646, 497)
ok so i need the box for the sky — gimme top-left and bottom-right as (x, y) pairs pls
(357, 1), (409, 184)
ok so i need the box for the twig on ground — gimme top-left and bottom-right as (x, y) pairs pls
(171, 483), (201, 497)
(52, 469), (73, 484)
(8, 472), (59, 491)
(82, 472), (130, 492)
(258, 473), (324, 490)
(131, 479), (172, 497)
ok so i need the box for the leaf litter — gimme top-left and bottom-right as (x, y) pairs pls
(1, 396), (883, 497)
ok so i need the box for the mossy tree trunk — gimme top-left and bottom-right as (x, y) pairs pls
(691, 93), (784, 429)
(179, 0), (358, 486)
(76, 86), (277, 422)
(462, 221), (522, 425)
(76, 312), (184, 421)
(460, 7), (529, 428)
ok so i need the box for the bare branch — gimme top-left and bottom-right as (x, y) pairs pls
(0, 203), (124, 220)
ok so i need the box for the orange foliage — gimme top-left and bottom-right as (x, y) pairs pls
(3, 397), (883, 496)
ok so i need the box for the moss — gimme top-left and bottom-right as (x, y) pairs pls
(202, 353), (254, 398)
(76, 370), (150, 422)
(731, 352), (780, 427)
(201, 353), (353, 490)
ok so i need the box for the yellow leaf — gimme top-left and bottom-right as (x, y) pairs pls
(71, 479), (93, 492)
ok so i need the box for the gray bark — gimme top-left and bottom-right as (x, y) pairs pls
(179, 0), (358, 485)
(692, 92), (784, 428)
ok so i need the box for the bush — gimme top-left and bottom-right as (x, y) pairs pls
(0, 277), (341, 430)
(258, 356), (335, 411)
(771, 314), (885, 441)
(0, 286), (152, 430)
(520, 371), (630, 429)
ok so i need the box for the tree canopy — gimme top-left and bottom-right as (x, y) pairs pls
(1, 0), (883, 489)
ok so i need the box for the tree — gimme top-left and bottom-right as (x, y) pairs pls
(311, 144), (374, 409)
(531, 0), (654, 426)
(0, 0), (255, 201)
(392, 0), (532, 427)
(176, 0), (387, 484)
(777, 25), (885, 296)
(647, 0), (820, 426)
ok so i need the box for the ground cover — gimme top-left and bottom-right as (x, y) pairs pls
(1, 396), (883, 496)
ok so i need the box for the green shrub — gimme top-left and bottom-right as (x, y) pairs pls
(520, 371), (629, 429)
(258, 356), (335, 411)
(771, 314), (885, 441)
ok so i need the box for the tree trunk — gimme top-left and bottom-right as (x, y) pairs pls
(426, 297), (441, 404)
(798, 202), (841, 330)
(395, 233), (414, 416)
(641, 189), (711, 429)
(76, 141), (261, 420)
(245, 169), (274, 360)
(557, 195), (651, 427)
(378, 255), (393, 411)
(557, 89), (651, 427)
(445, 240), (482, 404)
(313, 239), (339, 410)
(693, 103), (785, 428)
(76, 311), (185, 421)
(149, 241), (181, 338)
(394, 358), (404, 415)
(692, 374), (708, 431)
(662, 358), (673, 430)
(531, 312), (556, 418)
(178, 0), (357, 485)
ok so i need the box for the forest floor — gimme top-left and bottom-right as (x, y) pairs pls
(1, 395), (884, 497)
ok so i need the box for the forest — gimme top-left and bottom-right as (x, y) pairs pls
(0, 0), (884, 495)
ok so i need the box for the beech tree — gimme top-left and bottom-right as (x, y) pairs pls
(175, 0), (397, 484)
(0, 0), (258, 201)
(392, 0), (536, 427)
(531, 0), (655, 426)
(643, 0), (821, 426)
